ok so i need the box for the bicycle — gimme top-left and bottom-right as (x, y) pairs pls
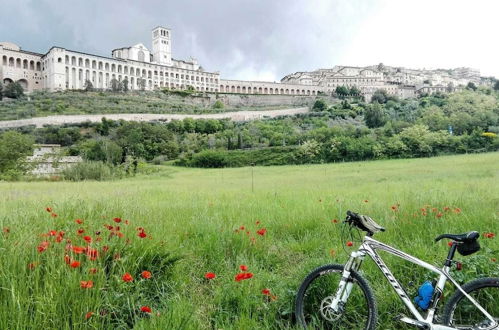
(295, 211), (498, 329)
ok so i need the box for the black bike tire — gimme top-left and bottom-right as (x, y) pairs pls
(442, 277), (499, 328)
(295, 264), (378, 329)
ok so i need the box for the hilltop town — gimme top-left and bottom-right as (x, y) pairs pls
(1, 26), (495, 102)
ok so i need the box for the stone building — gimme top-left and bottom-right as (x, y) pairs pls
(27, 144), (82, 175)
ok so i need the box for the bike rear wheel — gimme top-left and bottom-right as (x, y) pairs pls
(442, 277), (499, 329)
(295, 264), (377, 329)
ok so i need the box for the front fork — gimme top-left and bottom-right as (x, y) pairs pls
(330, 251), (366, 312)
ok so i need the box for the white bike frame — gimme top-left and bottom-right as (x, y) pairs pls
(330, 236), (497, 330)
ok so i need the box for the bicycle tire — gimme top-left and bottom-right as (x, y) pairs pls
(442, 277), (499, 329)
(295, 264), (377, 329)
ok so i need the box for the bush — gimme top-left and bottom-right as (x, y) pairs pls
(3, 82), (24, 99)
(213, 100), (224, 109)
(61, 161), (123, 181)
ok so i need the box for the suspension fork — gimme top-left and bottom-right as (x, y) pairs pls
(330, 251), (366, 311)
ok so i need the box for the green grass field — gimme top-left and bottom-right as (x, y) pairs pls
(0, 153), (498, 329)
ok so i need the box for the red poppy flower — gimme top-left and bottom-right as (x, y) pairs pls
(436, 212), (443, 218)
(83, 236), (92, 243)
(55, 235), (64, 243)
(77, 228), (85, 235)
(104, 224), (113, 230)
(140, 306), (152, 313)
(262, 288), (271, 296)
(2, 227), (9, 234)
(239, 226), (245, 230)
(346, 241), (353, 247)
(141, 271), (152, 279)
(205, 272), (216, 279)
(86, 248), (98, 261)
(483, 232), (495, 239)
(125, 220), (129, 225)
(89, 268), (98, 274)
(447, 241), (454, 247)
(138, 230), (147, 238)
(256, 228), (267, 236)
(46, 207), (52, 213)
(454, 208), (461, 214)
(113, 217), (122, 223)
(255, 220), (260, 225)
(364, 200), (368, 203)
(37, 241), (50, 253)
(116, 232), (124, 238)
(234, 272), (253, 282)
(391, 205), (398, 211)
(64, 255), (71, 264)
(51, 213), (58, 218)
(239, 265), (248, 271)
(443, 207), (450, 211)
(70, 261), (81, 268)
(73, 246), (85, 254)
(28, 262), (37, 270)
(80, 280), (93, 289)
(85, 312), (93, 319)
(49, 230), (57, 236)
(102, 245), (109, 252)
(122, 272), (133, 282)
(75, 219), (83, 224)
(492, 258), (497, 262)
(332, 219), (338, 223)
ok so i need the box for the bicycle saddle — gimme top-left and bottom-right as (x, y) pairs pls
(434, 231), (479, 242)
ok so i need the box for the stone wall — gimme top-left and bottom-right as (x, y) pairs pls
(211, 94), (335, 108)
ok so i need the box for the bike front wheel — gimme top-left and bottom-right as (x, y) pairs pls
(295, 264), (377, 329)
(442, 277), (499, 329)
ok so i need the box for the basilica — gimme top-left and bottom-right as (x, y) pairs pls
(0, 26), (488, 100)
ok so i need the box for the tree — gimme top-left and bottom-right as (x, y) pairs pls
(377, 63), (385, 72)
(110, 79), (120, 92)
(493, 80), (499, 91)
(466, 82), (477, 91)
(137, 78), (146, 91)
(212, 100), (224, 109)
(122, 78), (129, 92)
(335, 86), (349, 99)
(364, 103), (387, 128)
(0, 131), (34, 177)
(84, 79), (94, 92)
(349, 86), (361, 97)
(312, 99), (328, 111)
(371, 89), (389, 104)
(3, 81), (24, 99)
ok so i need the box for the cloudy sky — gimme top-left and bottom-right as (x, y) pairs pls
(1, 0), (497, 81)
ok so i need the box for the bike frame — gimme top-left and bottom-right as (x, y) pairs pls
(330, 235), (497, 329)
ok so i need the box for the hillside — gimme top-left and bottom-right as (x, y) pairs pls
(0, 153), (497, 328)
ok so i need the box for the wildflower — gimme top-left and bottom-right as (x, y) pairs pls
(329, 249), (336, 257)
(80, 280), (93, 289)
(72, 246), (85, 254)
(436, 212), (443, 218)
(256, 228), (267, 236)
(102, 245), (109, 253)
(49, 230), (57, 236)
(255, 220), (260, 225)
(138, 230), (147, 238)
(85, 312), (93, 319)
(46, 207), (52, 213)
(141, 271), (152, 279)
(262, 288), (271, 296)
(332, 219), (338, 223)
(83, 236), (92, 243)
(122, 273), (133, 282)
(391, 205), (398, 211)
(443, 207), (450, 211)
(70, 261), (81, 268)
(346, 241), (353, 247)
(77, 228), (85, 235)
(364, 200), (368, 203)
(492, 258), (497, 262)
(239, 226), (245, 230)
(2, 227), (9, 234)
(234, 272), (253, 282)
(113, 217), (122, 223)
(447, 242), (453, 247)
(64, 255), (71, 264)
(431, 208), (438, 213)
(51, 213), (58, 218)
(86, 248), (98, 261)
(454, 208), (461, 214)
(483, 232), (495, 239)
(140, 306), (152, 313)
(75, 219), (83, 224)
(28, 262), (37, 270)
(37, 241), (50, 253)
(205, 272), (216, 280)
(239, 265), (248, 271)
(125, 220), (129, 225)
(89, 268), (98, 274)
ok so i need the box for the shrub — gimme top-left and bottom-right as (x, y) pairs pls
(61, 161), (122, 181)
(213, 100), (224, 109)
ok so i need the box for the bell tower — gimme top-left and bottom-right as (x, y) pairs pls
(152, 26), (172, 65)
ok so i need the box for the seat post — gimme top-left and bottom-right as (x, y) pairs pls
(444, 242), (458, 267)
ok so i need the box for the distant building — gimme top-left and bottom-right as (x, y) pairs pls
(27, 144), (82, 175)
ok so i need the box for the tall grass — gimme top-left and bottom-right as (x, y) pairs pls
(0, 153), (498, 329)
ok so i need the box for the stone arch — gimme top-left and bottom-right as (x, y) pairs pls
(85, 59), (90, 68)
(57, 57), (62, 63)
(16, 58), (21, 68)
(231, 86), (235, 92)
(29, 60), (34, 70)
(142, 69), (147, 77)
(236, 86), (241, 93)
(258, 87), (262, 94)
(23, 59), (28, 69)
(148, 70), (152, 79)
(71, 56), (76, 66)
(247, 86), (252, 93)
(136, 68), (140, 76)
(78, 58), (83, 67)
(92, 60), (96, 69)
(269, 88), (273, 94)
(3, 78), (13, 85)
(65, 55), (69, 64)
(242, 86), (246, 93)
(98, 61), (103, 70)
(17, 79), (28, 89)
(8, 57), (14, 67)
(2, 55), (6, 65)
(285, 89), (289, 94)
(36, 62), (41, 70)
(117, 65), (122, 73)
(111, 64), (116, 72)
(105, 63), (109, 71)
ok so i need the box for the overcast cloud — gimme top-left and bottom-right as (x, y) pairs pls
(0, 0), (497, 81)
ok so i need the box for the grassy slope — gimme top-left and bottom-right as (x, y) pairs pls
(0, 153), (498, 329)
(0, 91), (293, 121)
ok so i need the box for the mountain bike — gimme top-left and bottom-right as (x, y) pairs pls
(295, 211), (498, 329)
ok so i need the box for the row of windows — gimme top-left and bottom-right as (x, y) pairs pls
(1, 56), (41, 70)
(219, 85), (318, 95)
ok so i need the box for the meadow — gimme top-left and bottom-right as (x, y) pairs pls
(0, 152), (498, 329)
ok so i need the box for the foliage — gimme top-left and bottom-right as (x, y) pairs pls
(3, 81), (24, 99)
(213, 100), (224, 109)
(0, 131), (34, 179)
(467, 82), (477, 91)
(312, 99), (328, 111)
(364, 103), (387, 128)
(84, 80), (94, 92)
(0, 82), (3, 101)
